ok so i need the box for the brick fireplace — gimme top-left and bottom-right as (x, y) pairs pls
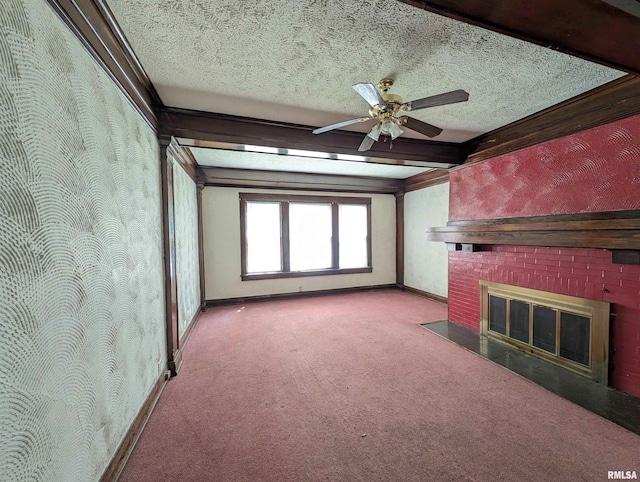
(436, 114), (640, 398)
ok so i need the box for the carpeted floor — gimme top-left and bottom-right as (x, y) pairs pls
(120, 290), (639, 481)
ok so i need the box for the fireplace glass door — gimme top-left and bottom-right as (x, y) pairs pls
(481, 281), (609, 384)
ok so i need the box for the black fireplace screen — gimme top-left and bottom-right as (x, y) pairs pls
(481, 281), (609, 384)
(488, 295), (590, 367)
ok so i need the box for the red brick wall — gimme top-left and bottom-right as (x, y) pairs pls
(448, 246), (640, 396)
(447, 115), (640, 397)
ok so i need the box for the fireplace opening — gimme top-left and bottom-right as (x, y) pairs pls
(480, 281), (610, 384)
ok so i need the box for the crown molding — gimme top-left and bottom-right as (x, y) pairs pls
(404, 169), (449, 192)
(461, 75), (640, 165)
(46, 0), (162, 129)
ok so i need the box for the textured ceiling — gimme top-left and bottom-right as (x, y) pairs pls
(107, 0), (623, 144)
(191, 147), (430, 179)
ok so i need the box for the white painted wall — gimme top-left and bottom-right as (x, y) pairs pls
(203, 187), (395, 299)
(404, 182), (449, 298)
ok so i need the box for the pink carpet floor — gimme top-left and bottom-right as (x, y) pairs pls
(120, 290), (639, 481)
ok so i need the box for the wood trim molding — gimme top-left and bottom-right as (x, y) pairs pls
(160, 107), (465, 166)
(241, 267), (373, 281)
(397, 0), (640, 75)
(196, 179), (205, 310)
(167, 142), (198, 181)
(462, 75), (640, 165)
(395, 193), (404, 287)
(205, 284), (398, 307)
(178, 308), (202, 350)
(404, 169), (450, 192)
(426, 210), (640, 250)
(201, 167), (403, 194)
(402, 285), (448, 305)
(239, 192), (372, 280)
(99, 369), (167, 481)
(46, 0), (161, 129)
(240, 193), (372, 204)
(160, 137), (180, 376)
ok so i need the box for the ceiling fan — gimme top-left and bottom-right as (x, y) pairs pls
(312, 78), (469, 152)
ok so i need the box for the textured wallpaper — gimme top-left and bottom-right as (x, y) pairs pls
(0, 1), (165, 481)
(449, 114), (640, 221)
(173, 161), (200, 338)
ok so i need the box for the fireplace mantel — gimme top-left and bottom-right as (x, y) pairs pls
(425, 210), (640, 259)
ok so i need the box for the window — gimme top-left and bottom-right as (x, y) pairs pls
(240, 193), (372, 280)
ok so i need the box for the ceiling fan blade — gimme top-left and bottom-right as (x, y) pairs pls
(367, 123), (382, 141)
(388, 121), (404, 140)
(358, 134), (376, 152)
(399, 116), (443, 138)
(406, 89), (469, 111)
(353, 83), (385, 108)
(312, 117), (372, 134)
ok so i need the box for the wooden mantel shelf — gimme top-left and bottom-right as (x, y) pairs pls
(425, 210), (640, 251)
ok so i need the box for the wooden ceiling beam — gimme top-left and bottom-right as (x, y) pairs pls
(199, 167), (404, 194)
(398, 0), (640, 75)
(462, 74), (640, 164)
(160, 107), (465, 167)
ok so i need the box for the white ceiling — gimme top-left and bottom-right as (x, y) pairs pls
(105, 0), (625, 180)
(107, 0), (623, 144)
(191, 147), (431, 179)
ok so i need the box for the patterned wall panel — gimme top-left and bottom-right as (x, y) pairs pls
(450, 114), (640, 221)
(0, 1), (165, 480)
(173, 161), (201, 338)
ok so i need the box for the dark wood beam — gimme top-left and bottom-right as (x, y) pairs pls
(404, 169), (450, 192)
(398, 0), (640, 75)
(170, 142), (198, 181)
(200, 167), (403, 194)
(463, 75), (640, 164)
(46, 0), (161, 128)
(426, 210), (640, 250)
(160, 137), (181, 376)
(160, 107), (465, 167)
(395, 193), (404, 287)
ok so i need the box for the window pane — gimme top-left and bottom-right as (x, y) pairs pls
(339, 204), (368, 269)
(246, 202), (281, 273)
(289, 203), (332, 271)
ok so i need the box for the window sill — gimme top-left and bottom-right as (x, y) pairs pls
(242, 267), (372, 281)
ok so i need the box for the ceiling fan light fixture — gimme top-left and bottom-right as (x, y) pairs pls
(314, 79), (469, 150)
(388, 121), (403, 140)
(367, 123), (382, 141)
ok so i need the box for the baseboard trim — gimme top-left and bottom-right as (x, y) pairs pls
(100, 369), (167, 481)
(178, 308), (202, 350)
(402, 285), (449, 305)
(206, 284), (397, 307)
